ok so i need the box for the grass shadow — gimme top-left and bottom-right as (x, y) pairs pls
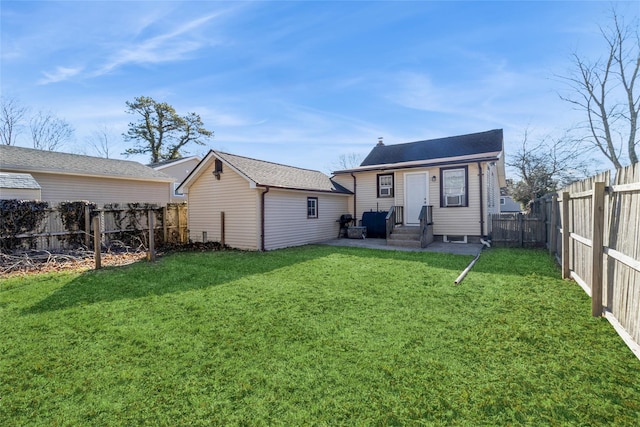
(22, 245), (469, 314)
(470, 248), (561, 280)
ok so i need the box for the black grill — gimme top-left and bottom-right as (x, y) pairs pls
(337, 214), (354, 238)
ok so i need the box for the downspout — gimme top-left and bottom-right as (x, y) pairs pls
(260, 186), (270, 251)
(350, 173), (357, 223)
(477, 162), (484, 237)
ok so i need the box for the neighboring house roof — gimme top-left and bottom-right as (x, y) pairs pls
(0, 172), (41, 189)
(148, 156), (200, 170)
(335, 129), (504, 173)
(180, 150), (352, 194)
(0, 145), (173, 182)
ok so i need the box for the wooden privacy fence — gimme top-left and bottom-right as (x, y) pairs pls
(1, 202), (188, 252)
(490, 212), (546, 248)
(557, 165), (640, 359)
(494, 164), (639, 359)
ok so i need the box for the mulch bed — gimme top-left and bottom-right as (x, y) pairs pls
(0, 241), (228, 278)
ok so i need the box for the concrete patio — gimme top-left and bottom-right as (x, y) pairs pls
(321, 237), (483, 256)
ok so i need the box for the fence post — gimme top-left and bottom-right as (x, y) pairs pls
(221, 211), (225, 247)
(84, 205), (91, 247)
(549, 195), (557, 256)
(561, 192), (570, 279)
(177, 205), (183, 243)
(93, 215), (101, 269)
(518, 213), (523, 248)
(163, 206), (168, 243)
(148, 210), (156, 262)
(591, 182), (605, 317)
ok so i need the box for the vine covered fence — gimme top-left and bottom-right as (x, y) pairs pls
(0, 201), (188, 252)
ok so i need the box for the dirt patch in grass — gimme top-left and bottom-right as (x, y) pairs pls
(0, 241), (228, 278)
(0, 250), (147, 277)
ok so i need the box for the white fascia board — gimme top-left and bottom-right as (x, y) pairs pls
(333, 151), (503, 174)
(152, 156), (200, 170)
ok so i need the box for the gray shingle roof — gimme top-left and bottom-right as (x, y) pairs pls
(148, 156), (200, 169)
(0, 172), (41, 189)
(360, 129), (503, 167)
(213, 151), (351, 194)
(0, 145), (172, 181)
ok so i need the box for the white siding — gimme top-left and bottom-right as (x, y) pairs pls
(485, 162), (501, 234)
(350, 163), (495, 238)
(354, 171), (395, 223)
(0, 188), (41, 200)
(431, 163), (483, 237)
(158, 158), (200, 183)
(156, 158), (200, 203)
(264, 190), (349, 250)
(22, 172), (171, 206)
(332, 174), (354, 192)
(187, 162), (259, 250)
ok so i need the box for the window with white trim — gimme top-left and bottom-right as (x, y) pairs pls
(377, 173), (394, 198)
(307, 197), (318, 219)
(441, 167), (468, 207)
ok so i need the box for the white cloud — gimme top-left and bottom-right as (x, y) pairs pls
(38, 66), (84, 85)
(94, 12), (223, 77)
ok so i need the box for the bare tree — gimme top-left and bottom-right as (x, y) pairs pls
(86, 124), (118, 158)
(0, 96), (28, 146)
(29, 110), (74, 151)
(508, 129), (590, 207)
(559, 9), (639, 168)
(333, 152), (364, 171)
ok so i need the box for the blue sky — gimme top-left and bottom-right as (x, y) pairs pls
(1, 1), (637, 175)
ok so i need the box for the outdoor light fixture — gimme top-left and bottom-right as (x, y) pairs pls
(431, 175), (437, 182)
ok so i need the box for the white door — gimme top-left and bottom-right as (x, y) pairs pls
(404, 172), (428, 225)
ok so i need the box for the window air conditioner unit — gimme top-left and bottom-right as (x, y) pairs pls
(380, 188), (391, 196)
(446, 195), (463, 206)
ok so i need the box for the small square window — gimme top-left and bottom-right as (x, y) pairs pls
(307, 197), (318, 219)
(377, 173), (394, 198)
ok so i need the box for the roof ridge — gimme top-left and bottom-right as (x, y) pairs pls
(213, 150), (326, 175)
(384, 129), (503, 148)
(0, 144), (142, 164)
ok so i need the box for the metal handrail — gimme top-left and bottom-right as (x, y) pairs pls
(419, 205), (434, 248)
(385, 206), (396, 239)
(418, 205), (433, 225)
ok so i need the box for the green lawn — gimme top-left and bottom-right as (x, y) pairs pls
(1, 246), (639, 425)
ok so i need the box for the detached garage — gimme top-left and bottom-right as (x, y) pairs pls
(178, 150), (352, 251)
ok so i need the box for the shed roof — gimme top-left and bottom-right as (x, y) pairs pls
(148, 156), (200, 170)
(0, 172), (41, 190)
(182, 150), (351, 194)
(0, 145), (173, 181)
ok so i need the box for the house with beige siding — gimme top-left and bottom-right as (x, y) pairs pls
(149, 156), (200, 203)
(0, 145), (174, 206)
(332, 129), (506, 246)
(177, 150), (352, 251)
